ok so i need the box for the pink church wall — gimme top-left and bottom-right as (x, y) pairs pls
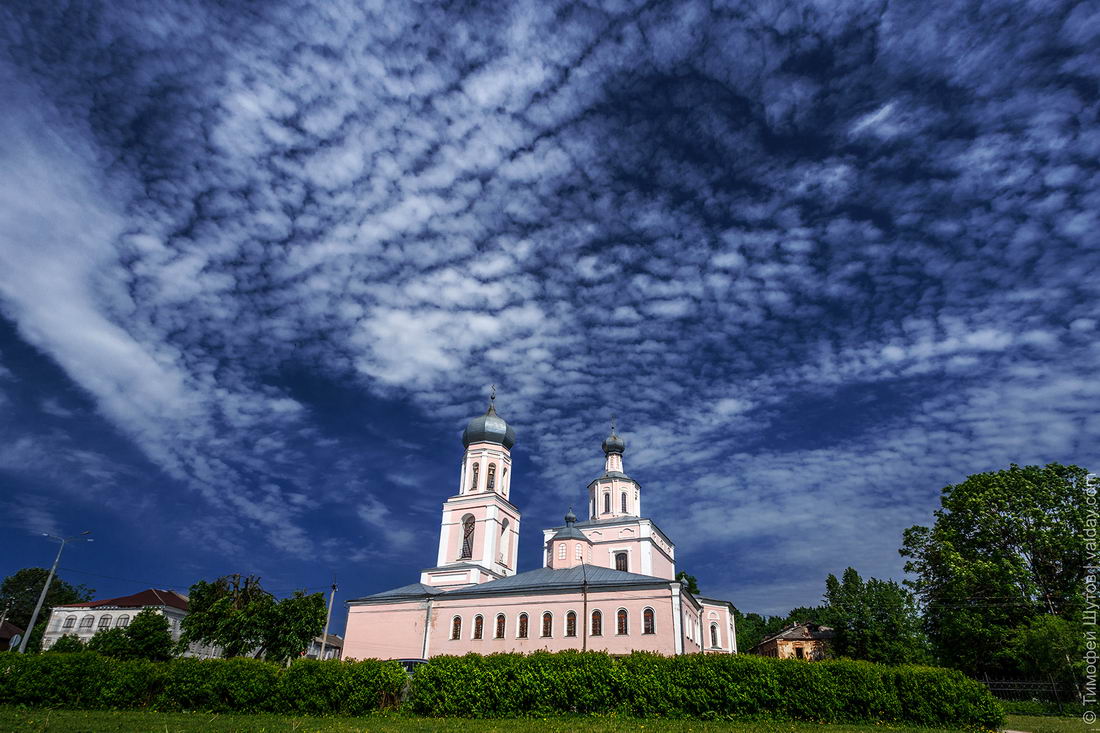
(344, 601), (428, 660)
(428, 588), (681, 657)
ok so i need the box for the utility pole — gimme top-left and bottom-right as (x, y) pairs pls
(19, 530), (93, 653)
(318, 578), (338, 660)
(581, 562), (589, 652)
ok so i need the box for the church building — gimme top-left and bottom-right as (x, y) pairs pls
(343, 398), (737, 660)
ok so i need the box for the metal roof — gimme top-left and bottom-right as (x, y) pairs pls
(351, 582), (445, 602)
(444, 564), (667, 596)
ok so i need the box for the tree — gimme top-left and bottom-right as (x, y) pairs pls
(86, 627), (132, 658)
(125, 609), (174, 661)
(823, 567), (930, 665)
(89, 609), (174, 661)
(0, 568), (93, 631)
(675, 571), (700, 595)
(48, 634), (85, 653)
(179, 575), (325, 662)
(899, 463), (1089, 676)
(1008, 614), (1084, 685)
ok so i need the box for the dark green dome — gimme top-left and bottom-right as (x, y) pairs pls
(462, 402), (516, 449)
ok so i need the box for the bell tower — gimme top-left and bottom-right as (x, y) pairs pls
(421, 391), (522, 589)
(588, 421), (641, 520)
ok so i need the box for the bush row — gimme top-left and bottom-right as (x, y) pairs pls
(0, 653), (407, 715)
(406, 651), (1004, 729)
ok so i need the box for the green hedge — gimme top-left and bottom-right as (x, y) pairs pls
(0, 651), (1004, 729)
(407, 652), (1003, 729)
(0, 653), (406, 715)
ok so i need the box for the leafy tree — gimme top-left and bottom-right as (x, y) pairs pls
(824, 567), (930, 665)
(732, 609), (770, 651)
(900, 463), (1089, 676)
(179, 575), (325, 662)
(86, 609), (174, 661)
(0, 568), (93, 631)
(675, 571), (700, 595)
(86, 627), (132, 657)
(125, 609), (175, 661)
(1009, 614), (1084, 684)
(47, 634), (85, 653)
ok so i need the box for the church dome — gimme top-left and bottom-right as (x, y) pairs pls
(601, 430), (625, 455)
(462, 401), (516, 449)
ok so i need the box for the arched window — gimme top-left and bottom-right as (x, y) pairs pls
(498, 519), (510, 564)
(603, 493), (610, 514)
(473, 615), (484, 640)
(575, 543), (582, 560)
(711, 623), (719, 648)
(487, 463), (497, 490)
(541, 612), (553, 637)
(460, 515), (475, 559)
(643, 608), (655, 634)
(63, 616), (76, 629)
(79, 615), (94, 629)
(495, 614), (506, 639)
(591, 610), (602, 636)
(617, 609), (628, 635)
(471, 463), (480, 492)
(451, 616), (462, 640)
(615, 552), (628, 572)
(566, 611), (577, 637)
(621, 492), (627, 513)
(116, 615), (130, 628)
(557, 543), (566, 559)
(97, 615), (112, 629)
(518, 613), (529, 638)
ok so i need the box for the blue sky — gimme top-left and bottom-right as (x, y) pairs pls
(1, 0), (1098, 628)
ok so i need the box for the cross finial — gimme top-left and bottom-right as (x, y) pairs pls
(490, 384), (496, 403)
(610, 414), (616, 434)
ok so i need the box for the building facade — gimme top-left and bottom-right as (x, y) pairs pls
(750, 622), (834, 660)
(41, 588), (218, 658)
(343, 400), (737, 660)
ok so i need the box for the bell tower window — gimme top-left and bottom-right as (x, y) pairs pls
(460, 515), (475, 559)
(615, 552), (628, 572)
(487, 463), (497, 491)
(498, 519), (509, 565)
(603, 493), (610, 514)
(621, 492), (627, 513)
(471, 464), (479, 492)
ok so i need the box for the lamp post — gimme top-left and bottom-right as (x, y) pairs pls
(18, 531), (93, 653)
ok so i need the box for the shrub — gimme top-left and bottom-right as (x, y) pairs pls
(407, 651), (1003, 729)
(46, 634), (86, 653)
(0, 652), (404, 715)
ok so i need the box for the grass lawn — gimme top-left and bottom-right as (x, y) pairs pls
(1001, 715), (1087, 733)
(1, 708), (1081, 733)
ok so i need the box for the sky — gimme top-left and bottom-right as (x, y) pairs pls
(0, 0), (1098, 630)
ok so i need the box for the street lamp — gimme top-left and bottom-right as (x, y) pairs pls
(17, 531), (93, 653)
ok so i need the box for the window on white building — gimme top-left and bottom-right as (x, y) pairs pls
(116, 615), (130, 627)
(79, 615), (94, 629)
(63, 616), (76, 629)
(97, 615), (112, 629)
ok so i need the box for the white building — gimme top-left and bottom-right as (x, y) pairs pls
(42, 588), (218, 657)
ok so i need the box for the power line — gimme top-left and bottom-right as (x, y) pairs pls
(56, 566), (327, 596)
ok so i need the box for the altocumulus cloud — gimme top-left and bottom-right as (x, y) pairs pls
(0, 0), (1098, 613)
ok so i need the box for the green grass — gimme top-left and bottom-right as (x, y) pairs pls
(1002, 714), (1088, 733)
(1, 708), (1086, 733)
(5, 707), (1069, 733)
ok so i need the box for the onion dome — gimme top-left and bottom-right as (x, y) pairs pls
(601, 430), (625, 455)
(552, 507), (588, 541)
(462, 399), (516, 449)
